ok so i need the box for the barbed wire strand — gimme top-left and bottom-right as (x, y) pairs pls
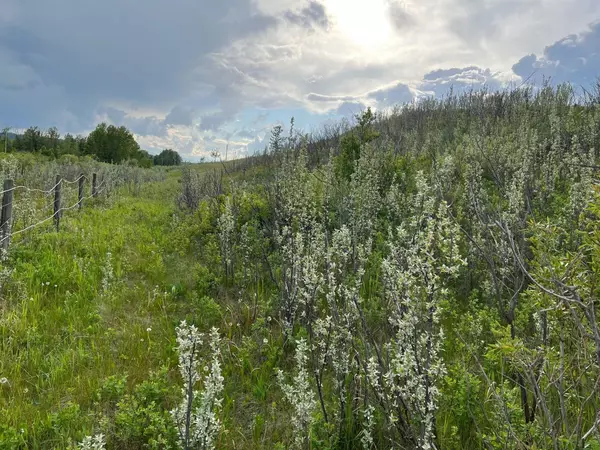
(0, 182), (110, 244)
(0, 174), (89, 195)
(62, 174), (87, 185)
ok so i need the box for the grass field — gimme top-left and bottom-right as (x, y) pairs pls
(0, 163), (293, 449)
(1, 168), (187, 447)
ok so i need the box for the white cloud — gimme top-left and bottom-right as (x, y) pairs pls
(513, 21), (600, 87)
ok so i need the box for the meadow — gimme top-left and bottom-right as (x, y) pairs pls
(1, 83), (600, 449)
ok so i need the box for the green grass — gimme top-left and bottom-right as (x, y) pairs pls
(0, 165), (295, 449)
(0, 171), (196, 448)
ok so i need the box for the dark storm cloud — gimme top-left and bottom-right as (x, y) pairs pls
(0, 0), (278, 130)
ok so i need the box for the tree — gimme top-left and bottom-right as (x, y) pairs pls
(135, 149), (154, 168)
(335, 107), (379, 181)
(269, 125), (284, 154)
(19, 126), (42, 152)
(154, 149), (182, 166)
(61, 133), (79, 156)
(86, 123), (140, 163)
(47, 127), (60, 156)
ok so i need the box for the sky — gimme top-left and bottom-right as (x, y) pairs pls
(1, 0), (599, 161)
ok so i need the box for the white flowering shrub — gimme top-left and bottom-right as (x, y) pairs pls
(277, 338), (316, 449)
(6, 83), (598, 449)
(218, 196), (236, 281)
(347, 144), (382, 246)
(379, 172), (464, 449)
(171, 322), (224, 450)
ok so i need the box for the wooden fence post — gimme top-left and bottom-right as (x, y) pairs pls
(92, 173), (98, 198)
(1, 179), (14, 251)
(54, 175), (61, 232)
(78, 173), (84, 210)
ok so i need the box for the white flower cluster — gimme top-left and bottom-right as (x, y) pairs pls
(171, 322), (224, 450)
(274, 148), (316, 232)
(277, 226), (304, 334)
(272, 150), (322, 334)
(277, 338), (316, 449)
(381, 172), (465, 449)
(348, 144), (381, 243)
(324, 225), (362, 393)
(360, 404), (376, 450)
(566, 134), (594, 222)
(78, 434), (105, 450)
(297, 225), (325, 316)
(218, 196), (236, 280)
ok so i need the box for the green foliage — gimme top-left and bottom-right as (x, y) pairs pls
(0, 423), (26, 449)
(86, 123), (141, 163)
(189, 294), (223, 328)
(96, 375), (128, 405)
(153, 149), (182, 166)
(133, 150), (155, 168)
(335, 107), (379, 180)
(112, 370), (178, 449)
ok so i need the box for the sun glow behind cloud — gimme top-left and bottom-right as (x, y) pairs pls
(325, 0), (395, 48)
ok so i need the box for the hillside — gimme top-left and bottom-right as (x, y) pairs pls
(1, 83), (600, 449)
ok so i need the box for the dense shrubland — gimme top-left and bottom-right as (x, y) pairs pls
(176, 83), (600, 449)
(2, 83), (600, 449)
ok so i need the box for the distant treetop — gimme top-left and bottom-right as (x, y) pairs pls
(153, 149), (182, 166)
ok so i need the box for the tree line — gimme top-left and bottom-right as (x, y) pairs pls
(1, 124), (182, 166)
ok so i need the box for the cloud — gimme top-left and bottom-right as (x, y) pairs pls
(336, 101), (367, 117)
(306, 93), (359, 103)
(200, 112), (233, 132)
(0, 0), (278, 130)
(386, 0), (414, 30)
(420, 66), (510, 97)
(447, 0), (535, 49)
(235, 128), (259, 139)
(284, 1), (329, 31)
(304, 66), (514, 114)
(367, 82), (415, 106)
(96, 107), (167, 137)
(165, 106), (196, 126)
(512, 21), (600, 86)
(0, 0), (599, 159)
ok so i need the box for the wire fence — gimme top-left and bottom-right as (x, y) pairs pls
(0, 173), (109, 251)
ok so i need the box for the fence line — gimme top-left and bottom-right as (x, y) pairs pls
(0, 187), (107, 244)
(0, 175), (88, 196)
(0, 173), (109, 251)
